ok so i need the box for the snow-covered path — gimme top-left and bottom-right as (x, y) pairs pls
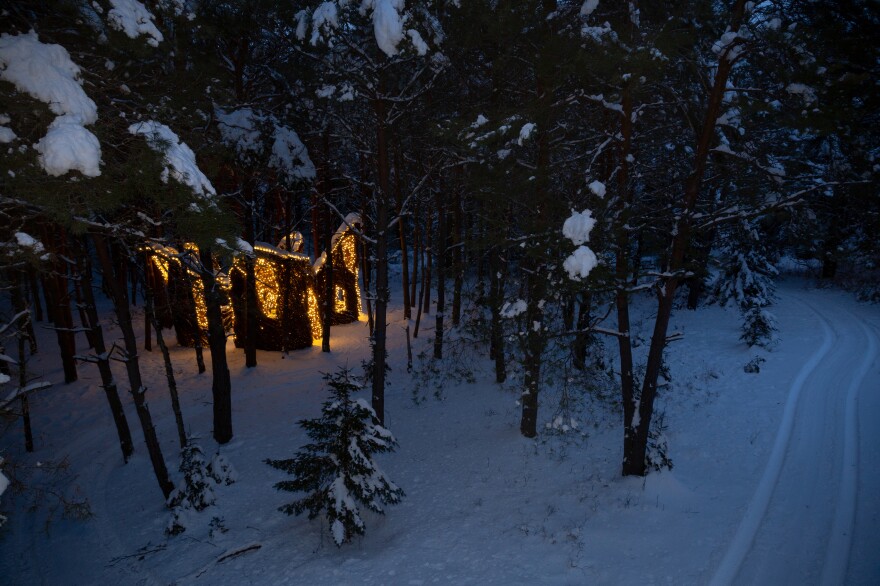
(711, 291), (880, 585)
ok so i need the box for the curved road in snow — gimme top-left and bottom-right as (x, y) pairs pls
(711, 291), (880, 586)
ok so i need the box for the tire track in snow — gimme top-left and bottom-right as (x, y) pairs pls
(820, 314), (878, 586)
(709, 298), (834, 586)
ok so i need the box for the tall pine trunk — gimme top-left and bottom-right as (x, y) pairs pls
(144, 272), (187, 449)
(451, 179), (464, 328)
(614, 84), (638, 475)
(44, 226), (78, 383)
(72, 266), (95, 350)
(410, 199), (420, 312)
(422, 209), (432, 315)
(243, 200), (258, 368)
(10, 275), (34, 452)
(394, 143), (412, 320)
(321, 129), (333, 353)
(371, 86), (391, 426)
(623, 0), (748, 476)
(489, 249), (507, 383)
(572, 292), (592, 371)
(519, 36), (553, 437)
(199, 246), (233, 444)
(433, 185), (446, 359)
(179, 262), (207, 374)
(92, 233), (173, 498)
(28, 267), (43, 324)
(322, 203), (334, 352)
(359, 153), (375, 335)
(520, 261), (547, 438)
(78, 246), (134, 463)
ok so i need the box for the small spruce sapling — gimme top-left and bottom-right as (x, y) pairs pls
(709, 220), (779, 347)
(166, 441), (237, 535)
(266, 368), (404, 546)
(740, 307), (778, 348)
(169, 443), (216, 512)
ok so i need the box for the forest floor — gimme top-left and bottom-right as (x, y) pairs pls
(1, 276), (878, 585)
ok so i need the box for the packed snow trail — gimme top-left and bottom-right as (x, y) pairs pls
(820, 315), (877, 586)
(709, 299), (834, 586)
(711, 294), (879, 585)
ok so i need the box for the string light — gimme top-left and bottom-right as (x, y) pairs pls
(253, 256), (280, 319)
(154, 256), (170, 283)
(192, 277), (209, 330)
(174, 244), (202, 333)
(147, 217), (362, 351)
(334, 284), (347, 313)
(307, 285), (322, 340)
(325, 229), (362, 315)
(243, 242), (325, 344)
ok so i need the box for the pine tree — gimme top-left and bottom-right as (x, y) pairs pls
(710, 220), (779, 347)
(166, 441), (238, 536)
(266, 368), (404, 547)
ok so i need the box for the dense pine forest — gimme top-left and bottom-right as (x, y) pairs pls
(1, 1), (878, 584)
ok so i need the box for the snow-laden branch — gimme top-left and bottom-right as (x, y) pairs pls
(128, 121), (217, 211)
(0, 311), (30, 336)
(0, 381), (52, 411)
(107, 0), (164, 47)
(0, 31), (102, 177)
(692, 181), (868, 232)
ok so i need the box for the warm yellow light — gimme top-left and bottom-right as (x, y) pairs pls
(334, 284), (347, 313)
(254, 256), (280, 319)
(307, 285), (322, 341)
(192, 276), (209, 331)
(142, 244), (173, 284)
(329, 231), (362, 313)
(179, 245), (203, 329)
(153, 256), (170, 283)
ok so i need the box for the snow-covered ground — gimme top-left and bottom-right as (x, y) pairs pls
(1, 278), (878, 585)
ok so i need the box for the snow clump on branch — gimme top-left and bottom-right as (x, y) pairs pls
(107, 0), (164, 47)
(500, 299), (527, 318)
(15, 232), (45, 255)
(0, 113), (15, 143)
(562, 209), (596, 246)
(517, 122), (536, 146)
(299, 1), (428, 58)
(362, 0), (406, 57)
(310, 2), (339, 46)
(588, 179), (606, 198)
(562, 209), (599, 281)
(216, 107), (316, 182)
(580, 0), (600, 17)
(564, 246), (599, 281)
(0, 31), (102, 177)
(128, 121), (217, 209)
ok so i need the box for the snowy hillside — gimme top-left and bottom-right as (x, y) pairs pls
(1, 279), (877, 585)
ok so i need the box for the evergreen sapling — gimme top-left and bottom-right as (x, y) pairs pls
(166, 441), (237, 536)
(266, 368), (404, 546)
(709, 220), (779, 347)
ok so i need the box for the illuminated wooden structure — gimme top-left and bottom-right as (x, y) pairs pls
(144, 243), (175, 330)
(145, 243), (232, 348)
(167, 245), (209, 347)
(229, 242), (322, 351)
(315, 214), (362, 326)
(142, 213), (362, 353)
